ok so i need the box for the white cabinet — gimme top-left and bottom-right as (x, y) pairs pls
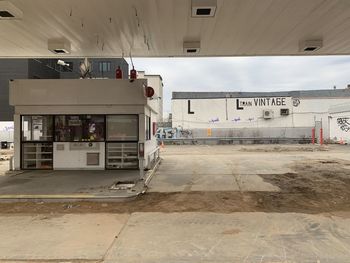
(22, 143), (53, 169)
(106, 143), (138, 169)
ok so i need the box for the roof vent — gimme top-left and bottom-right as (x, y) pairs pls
(48, 38), (71, 54)
(300, 39), (323, 52)
(183, 41), (201, 54)
(192, 0), (217, 17)
(0, 1), (23, 20)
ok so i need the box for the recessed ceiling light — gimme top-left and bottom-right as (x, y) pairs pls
(0, 1), (23, 20)
(48, 38), (71, 54)
(299, 39), (323, 52)
(183, 41), (201, 54)
(192, 0), (217, 17)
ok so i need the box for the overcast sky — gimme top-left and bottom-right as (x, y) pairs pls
(130, 56), (350, 113)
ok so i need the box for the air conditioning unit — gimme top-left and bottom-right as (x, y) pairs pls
(280, 108), (290, 116)
(263, 110), (273, 119)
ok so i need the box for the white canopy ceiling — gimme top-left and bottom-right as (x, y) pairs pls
(1, 0), (350, 57)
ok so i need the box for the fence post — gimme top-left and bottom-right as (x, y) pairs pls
(320, 128), (323, 145)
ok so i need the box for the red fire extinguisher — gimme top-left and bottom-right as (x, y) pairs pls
(130, 67), (137, 80)
(115, 66), (122, 79)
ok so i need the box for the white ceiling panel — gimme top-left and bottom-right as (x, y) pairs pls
(0, 0), (350, 57)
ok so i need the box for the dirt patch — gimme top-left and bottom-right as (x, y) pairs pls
(0, 158), (350, 215)
(257, 158), (350, 213)
(240, 145), (328, 152)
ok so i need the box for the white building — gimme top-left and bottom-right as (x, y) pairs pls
(172, 89), (350, 142)
(10, 79), (159, 170)
(329, 103), (350, 144)
(137, 71), (164, 122)
(0, 121), (14, 143)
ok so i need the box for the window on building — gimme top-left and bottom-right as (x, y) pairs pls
(106, 115), (138, 141)
(21, 116), (53, 141)
(145, 116), (151, 140)
(54, 115), (105, 142)
(99, 61), (111, 73)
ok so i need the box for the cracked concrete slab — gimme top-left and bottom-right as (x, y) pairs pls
(104, 212), (350, 263)
(0, 213), (129, 261)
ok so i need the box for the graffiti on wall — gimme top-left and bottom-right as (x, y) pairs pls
(337, 117), (350, 132)
(292, 98), (300, 107)
(209, 117), (220, 123)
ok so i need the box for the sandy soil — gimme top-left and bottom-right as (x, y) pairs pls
(0, 157), (349, 215)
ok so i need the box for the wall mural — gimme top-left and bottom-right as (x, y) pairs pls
(337, 117), (350, 132)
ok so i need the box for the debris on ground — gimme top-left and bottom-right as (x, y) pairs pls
(109, 181), (136, 190)
(240, 145), (328, 152)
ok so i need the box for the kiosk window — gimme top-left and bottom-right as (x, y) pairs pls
(145, 116), (151, 140)
(55, 115), (105, 142)
(106, 115), (138, 141)
(21, 116), (53, 141)
(99, 61), (111, 72)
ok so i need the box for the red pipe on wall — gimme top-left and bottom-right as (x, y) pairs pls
(320, 128), (324, 145)
(312, 128), (315, 144)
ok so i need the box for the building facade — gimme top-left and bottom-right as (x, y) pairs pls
(0, 58), (128, 121)
(137, 71), (164, 122)
(172, 89), (350, 142)
(10, 79), (158, 171)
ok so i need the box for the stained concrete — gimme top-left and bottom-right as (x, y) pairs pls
(104, 212), (350, 263)
(0, 170), (140, 196)
(149, 144), (350, 193)
(0, 213), (129, 261)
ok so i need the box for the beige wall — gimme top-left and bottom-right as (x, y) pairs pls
(10, 79), (149, 107)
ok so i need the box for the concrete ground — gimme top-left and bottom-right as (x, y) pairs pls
(0, 213), (129, 261)
(0, 211), (349, 262)
(1, 144), (350, 262)
(0, 169), (140, 197)
(104, 212), (350, 263)
(149, 144), (348, 193)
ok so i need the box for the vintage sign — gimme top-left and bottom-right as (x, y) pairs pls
(236, 97), (288, 110)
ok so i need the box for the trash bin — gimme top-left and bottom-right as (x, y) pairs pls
(1, 141), (8, 149)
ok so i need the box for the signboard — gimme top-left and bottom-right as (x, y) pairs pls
(236, 97), (288, 110)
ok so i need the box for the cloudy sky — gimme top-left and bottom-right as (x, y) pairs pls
(130, 56), (350, 113)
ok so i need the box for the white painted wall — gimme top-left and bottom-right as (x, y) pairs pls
(329, 113), (350, 143)
(172, 97), (294, 129)
(144, 106), (158, 168)
(138, 72), (164, 122)
(53, 142), (105, 170)
(172, 96), (350, 139)
(329, 104), (350, 143)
